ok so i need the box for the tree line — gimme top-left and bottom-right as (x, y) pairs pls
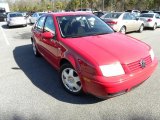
(7, 0), (160, 12)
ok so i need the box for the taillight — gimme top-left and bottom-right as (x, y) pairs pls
(147, 19), (152, 22)
(107, 21), (117, 25)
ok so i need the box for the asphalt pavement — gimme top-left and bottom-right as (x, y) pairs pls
(0, 22), (160, 120)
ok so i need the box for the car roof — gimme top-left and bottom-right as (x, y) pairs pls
(105, 12), (123, 15)
(8, 12), (22, 15)
(45, 12), (92, 17)
(141, 13), (156, 15)
(111, 12), (123, 14)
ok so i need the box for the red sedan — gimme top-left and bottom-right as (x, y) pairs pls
(31, 12), (158, 98)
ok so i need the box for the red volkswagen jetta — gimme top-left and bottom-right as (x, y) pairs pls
(31, 12), (158, 98)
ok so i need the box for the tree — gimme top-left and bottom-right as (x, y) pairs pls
(55, 1), (63, 10)
(87, 0), (97, 10)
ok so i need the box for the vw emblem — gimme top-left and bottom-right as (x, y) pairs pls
(140, 60), (146, 68)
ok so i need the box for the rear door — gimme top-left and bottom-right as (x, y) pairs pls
(32, 16), (46, 55)
(130, 13), (141, 31)
(122, 13), (133, 32)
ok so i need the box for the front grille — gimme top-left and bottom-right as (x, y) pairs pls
(127, 56), (152, 73)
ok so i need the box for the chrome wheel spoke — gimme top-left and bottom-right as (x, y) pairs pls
(63, 70), (69, 78)
(68, 69), (74, 76)
(73, 76), (80, 83)
(73, 83), (81, 91)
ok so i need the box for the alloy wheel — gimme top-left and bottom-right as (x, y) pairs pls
(139, 25), (144, 33)
(61, 66), (82, 93)
(153, 24), (157, 30)
(32, 41), (40, 57)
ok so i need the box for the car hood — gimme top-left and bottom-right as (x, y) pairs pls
(64, 33), (150, 66)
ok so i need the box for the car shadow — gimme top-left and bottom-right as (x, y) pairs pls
(13, 44), (102, 104)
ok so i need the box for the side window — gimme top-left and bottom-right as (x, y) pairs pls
(44, 16), (55, 34)
(155, 14), (160, 19)
(123, 13), (132, 20)
(36, 16), (46, 31)
(123, 13), (127, 20)
(130, 14), (136, 20)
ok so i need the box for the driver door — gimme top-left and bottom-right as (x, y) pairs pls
(41, 15), (59, 67)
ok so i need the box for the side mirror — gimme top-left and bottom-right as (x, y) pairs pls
(42, 32), (54, 39)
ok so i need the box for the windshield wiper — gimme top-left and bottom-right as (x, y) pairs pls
(63, 32), (110, 38)
(91, 32), (109, 36)
(64, 35), (86, 38)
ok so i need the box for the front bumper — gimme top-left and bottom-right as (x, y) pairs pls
(82, 58), (158, 98)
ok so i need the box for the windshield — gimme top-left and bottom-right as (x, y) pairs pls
(10, 13), (23, 17)
(57, 15), (114, 38)
(104, 13), (122, 19)
(140, 14), (154, 18)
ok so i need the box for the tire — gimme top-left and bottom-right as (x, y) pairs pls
(138, 24), (144, 33)
(7, 24), (10, 28)
(152, 23), (157, 30)
(60, 63), (83, 95)
(30, 19), (32, 24)
(32, 40), (40, 57)
(120, 26), (126, 34)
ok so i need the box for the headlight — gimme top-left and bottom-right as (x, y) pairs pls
(100, 62), (125, 77)
(149, 49), (154, 61)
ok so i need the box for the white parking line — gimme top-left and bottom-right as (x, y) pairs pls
(0, 25), (10, 46)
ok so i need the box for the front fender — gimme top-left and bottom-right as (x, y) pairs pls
(65, 53), (77, 69)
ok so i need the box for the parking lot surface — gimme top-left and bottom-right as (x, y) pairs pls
(0, 22), (160, 120)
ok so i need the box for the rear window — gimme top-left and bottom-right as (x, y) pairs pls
(10, 13), (23, 17)
(140, 14), (154, 18)
(104, 13), (122, 19)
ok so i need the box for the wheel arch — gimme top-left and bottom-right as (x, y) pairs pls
(123, 25), (126, 30)
(60, 55), (77, 70)
(119, 25), (126, 32)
